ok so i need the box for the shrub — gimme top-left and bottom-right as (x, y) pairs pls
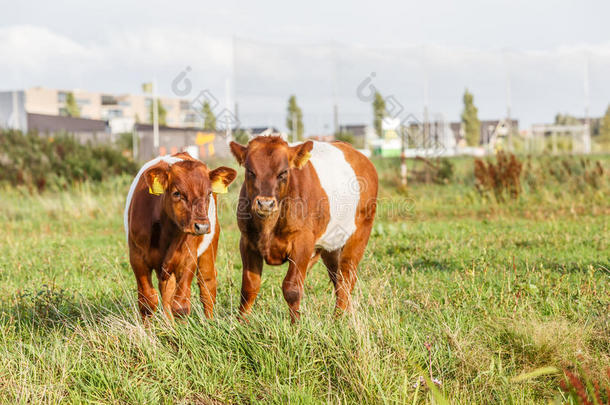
(412, 157), (454, 184)
(523, 155), (606, 193)
(0, 130), (138, 191)
(474, 151), (522, 201)
(233, 129), (250, 145)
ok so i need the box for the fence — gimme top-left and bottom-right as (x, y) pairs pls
(133, 125), (232, 162)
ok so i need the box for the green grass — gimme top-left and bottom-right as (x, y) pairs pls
(0, 156), (608, 404)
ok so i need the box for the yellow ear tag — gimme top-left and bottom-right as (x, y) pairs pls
(211, 179), (228, 194)
(149, 176), (164, 195)
(295, 151), (311, 169)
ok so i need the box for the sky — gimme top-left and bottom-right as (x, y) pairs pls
(1, 0), (609, 132)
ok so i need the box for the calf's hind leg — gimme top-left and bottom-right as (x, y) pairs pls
(321, 249), (340, 289)
(332, 221), (374, 313)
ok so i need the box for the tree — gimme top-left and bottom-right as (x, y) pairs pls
(461, 89), (481, 146)
(202, 101), (216, 131)
(65, 92), (80, 117)
(286, 95), (304, 140)
(599, 105), (610, 146)
(373, 92), (386, 137)
(554, 113), (579, 126)
(233, 128), (250, 145)
(148, 99), (167, 126)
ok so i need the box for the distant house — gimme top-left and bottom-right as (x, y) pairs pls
(246, 126), (281, 137)
(231, 126), (279, 136)
(27, 113), (110, 144)
(0, 87), (202, 131)
(450, 119), (519, 146)
(134, 124), (231, 161)
(338, 124), (375, 148)
(567, 117), (601, 136)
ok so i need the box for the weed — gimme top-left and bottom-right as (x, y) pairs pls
(474, 151), (523, 201)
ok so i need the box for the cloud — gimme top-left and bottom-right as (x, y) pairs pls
(1, 24), (609, 131)
(0, 24), (232, 95)
(0, 25), (99, 74)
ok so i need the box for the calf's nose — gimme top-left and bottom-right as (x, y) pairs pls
(194, 222), (210, 235)
(255, 197), (277, 211)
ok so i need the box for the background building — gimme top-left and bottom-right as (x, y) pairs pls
(0, 87), (202, 131)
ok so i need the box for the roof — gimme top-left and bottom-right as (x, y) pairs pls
(134, 123), (202, 132)
(450, 119), (518, 127)
(248, 126), (280, 135)
(339, 124), (369, 137)
(340, 124), (367, 130)
(27, 113), (107, 133)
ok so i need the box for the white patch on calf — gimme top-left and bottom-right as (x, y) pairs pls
(123, 155), (183, 240)
(307, 141), (360, 251)
(197, 195), (216, 257)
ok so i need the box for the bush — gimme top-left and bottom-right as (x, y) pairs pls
(474, 151), (523, 201)
(116, 132), (134, 153)
(0, 130), (138, 191)
(233, 129), (250, 145)
(523, 155), (606, 193)
(411, 157), (454, 184)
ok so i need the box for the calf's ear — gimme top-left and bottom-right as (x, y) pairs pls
(229, 142), (247, 166)
(145, 167), (169, 195)
(290, 140), (313, 169)
(209, 167), (237, 194)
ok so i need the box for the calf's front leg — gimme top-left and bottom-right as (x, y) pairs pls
(238, 237), (263, 319)
(282, 236), (315, 323)
(158, 272), (177, 322)
(196, 247), (217, 319)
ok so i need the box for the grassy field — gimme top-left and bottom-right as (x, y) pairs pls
(0, 155), (608, 404)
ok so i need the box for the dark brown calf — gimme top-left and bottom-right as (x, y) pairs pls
(124, 152), (236, 322)
(230, 137), (378, 322)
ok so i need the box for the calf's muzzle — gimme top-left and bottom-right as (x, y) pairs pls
(253, 196), (278, 216)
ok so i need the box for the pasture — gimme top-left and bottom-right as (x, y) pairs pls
(0, 155), (608, 404)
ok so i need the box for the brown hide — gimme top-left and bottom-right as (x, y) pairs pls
(230, 137), (378, 322)
(126, 152), (236, 321)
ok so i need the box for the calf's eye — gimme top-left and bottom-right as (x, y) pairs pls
(172, 191), (181, 198)
(277, 170), (288, 180)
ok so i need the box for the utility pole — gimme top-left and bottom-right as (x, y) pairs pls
(234, 102), (240, 133)
(152, 79), (159, 153)
(225, 78), (232, 141)
(331, 41), (339, 136)
(10, 91), (22, 131)
(400, 126), (407, 187)
(333, 104), (339, 136)
(423, 78), (430, 156)
(583, 54), (591, 154)
(232, 36), (238, 142)
(422, 45), (430, 157)
(504, 51), (513, 152)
